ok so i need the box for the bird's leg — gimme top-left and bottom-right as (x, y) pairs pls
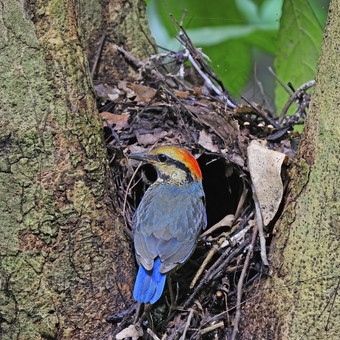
(167, 276), (181, 313)
(167, 276), (175, 310)
(133, 302), (143, 323)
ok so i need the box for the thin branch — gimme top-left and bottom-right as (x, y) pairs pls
(190, 236), (225, 289)
(268, 66), (292, 95)
(200, 321), (224, 336)
(115, 44), (143, 70)
(91, 31), (106, 78)
(179, 308), (194, 340)
(279, 80), (315, 123)
(200, 214), (234, 238)
(252, 186), (269, 266)
(241, 96), (279, 128)
(147, 328), (161, 340)
(183, 239), (249, 309)
(230, 226), (258, 340)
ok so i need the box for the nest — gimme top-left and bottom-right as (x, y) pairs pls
(97, 30), (313, 339)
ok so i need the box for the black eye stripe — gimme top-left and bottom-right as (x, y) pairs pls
(168, 158), (194, 182)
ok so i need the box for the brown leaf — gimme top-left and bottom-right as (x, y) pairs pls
(135, 130), (168, 146)
(198, 129), (219, 152)
(247, 140), (286, 226)
(100, 112), (130, 129)
(129, 83), (157, 103)
(174, 89), (190, 99)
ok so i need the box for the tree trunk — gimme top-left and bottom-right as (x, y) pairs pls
(239, 1), (340, 339)
(0, 0), (151, 338)
(78, 0), (155, 82)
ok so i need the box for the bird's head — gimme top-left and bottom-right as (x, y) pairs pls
(130, 146), (202, 185)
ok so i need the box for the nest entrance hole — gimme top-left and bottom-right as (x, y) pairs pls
(198, 154), (244, 227)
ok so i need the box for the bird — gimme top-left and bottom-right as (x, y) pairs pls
(130, 145), (207, 304)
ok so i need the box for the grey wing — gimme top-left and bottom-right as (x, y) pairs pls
(133, 183), (207, 273)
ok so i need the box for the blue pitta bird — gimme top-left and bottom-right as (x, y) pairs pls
(130, 146), (207, 304)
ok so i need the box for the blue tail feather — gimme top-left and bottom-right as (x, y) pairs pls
(133, 258), (166, 304)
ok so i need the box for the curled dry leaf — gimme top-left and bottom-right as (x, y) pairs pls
(247, 140), (286, 226)
(115, 324), (144, 340)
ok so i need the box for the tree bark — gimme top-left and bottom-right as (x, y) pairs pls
(239, 1), (340, 339)
(0, 0), (150, 338)
(78, 0), (155, 82)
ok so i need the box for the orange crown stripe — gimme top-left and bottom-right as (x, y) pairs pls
(175, 148), (202, 180)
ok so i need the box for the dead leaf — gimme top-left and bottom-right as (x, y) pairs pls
(135, 130), (168, 146)
(234, 103), (263, 114)
(198, 129), (219, 152)
(174, 89), (189, 99)
(118, 81), (136, 99)
(193, 87), (202, 96)
(115, 324), (143, 340)
(247, 140), (286, 226)
(95, 83), (121, 101)
(130, 83), (157, 103)
(100, 112), (130, 129)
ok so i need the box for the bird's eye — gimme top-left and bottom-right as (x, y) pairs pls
(157, 154), (167, 162)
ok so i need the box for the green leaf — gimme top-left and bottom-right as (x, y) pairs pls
(147, 0), (278, 96)
(203, 40), (251, 96)
(236, 0), (282, 26)
(274, 0), (323, 115)
(308, 0), (330, 27)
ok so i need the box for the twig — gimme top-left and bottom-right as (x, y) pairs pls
(219, 223), (253, 249)
(108, 304), (138, 338)
(183, 239), (249, 309)
(177, 31), (237, 108)
(200, 321), (225, 336)
(268, 66), (292, 95)
(115, 44), (143, 70)
(180, 308), (194, 340)
(234, 185), (248, 221)
(91, 31), (106, 78)
(279, 80), (315, 123)
(230, 226), (258, 340)
(200, 214), (234, 238)
(241, 96), (279, 128)
(192, 221), (253, 289)
(190, 237), (225, 289)
(255, 75), (274, 117)
(252, 186), (269, 266)
(123, 162), (143, 239)
(147, 328), (161, 340)
(133, 302), (142, 324)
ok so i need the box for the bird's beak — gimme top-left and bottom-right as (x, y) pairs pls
(129, 152), (150, 162)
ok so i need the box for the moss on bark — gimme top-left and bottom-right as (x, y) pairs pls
(0, 1), (136, 339)
(239, 1), (340, 339)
